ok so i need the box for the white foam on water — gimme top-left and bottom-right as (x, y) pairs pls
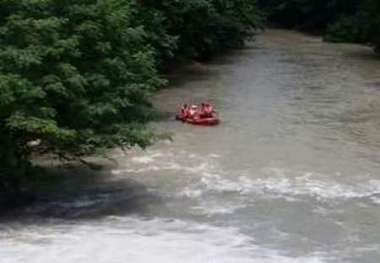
(112, 150), (217, 176)
(131, 156), (156, 164)
(208, 153), (221, 158)
(190, 203), (247, 216)
(131, 152), (165, 164)
(113, 150), (380, 204)
(179, 187), (204, 198)
(199, 173), (380, 204)
(0, 217), (327, 263)
(370, 196), (380, 204)
(176, 163), (380, 204)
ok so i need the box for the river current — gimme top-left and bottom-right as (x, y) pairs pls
(1, 30), (380, 263)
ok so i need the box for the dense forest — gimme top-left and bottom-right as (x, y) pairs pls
(1, 0), (379, 202)
(258, 0), (380, 51)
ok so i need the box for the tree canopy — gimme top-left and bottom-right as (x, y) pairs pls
(0, 0), (262, 196)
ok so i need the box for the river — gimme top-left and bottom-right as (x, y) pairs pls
(1, 30), (380, 263)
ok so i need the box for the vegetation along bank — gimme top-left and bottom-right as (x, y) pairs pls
(0, 0), (263, 202)
(1, 0), (380, 204)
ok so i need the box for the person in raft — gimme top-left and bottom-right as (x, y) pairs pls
(188, 105), (199, 119)
(200, 103), (214, 118)
(180, 104), (189, 117)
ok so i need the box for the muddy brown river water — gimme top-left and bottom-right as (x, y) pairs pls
(1, 30), (380, 263)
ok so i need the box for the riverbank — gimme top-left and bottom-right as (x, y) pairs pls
(2, 29), (380, 263)
(7, 29), (380, 208)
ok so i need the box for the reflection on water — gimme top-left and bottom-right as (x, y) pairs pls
(1, 30), (380, 263)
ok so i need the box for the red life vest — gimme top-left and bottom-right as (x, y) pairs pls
(205, 105), (213, 115)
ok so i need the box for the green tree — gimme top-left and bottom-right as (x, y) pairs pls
(140, 0), (264, 60)
(0, 0), (263, 198)
(0, 0), (164, 193)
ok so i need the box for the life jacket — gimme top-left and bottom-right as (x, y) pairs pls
(188, 109), (197, 116)
(180, 105), (190, 117)
(204, 104), (213, 115)
(200, 105), (206, 115)
(180, 107), (186, 116)
(188, 105), (199, 118)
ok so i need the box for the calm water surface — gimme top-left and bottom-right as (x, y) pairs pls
(1, 30), (380, 263)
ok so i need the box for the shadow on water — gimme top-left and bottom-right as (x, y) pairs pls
(366, 81), (380, 91)
(164, 47), (256, 89)
(343, 47), (379, 61)
(0, 163), (163, 223)
(165, 62), (223, 89)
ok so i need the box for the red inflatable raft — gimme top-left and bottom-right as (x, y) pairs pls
(176, 104), (220, 126)
(176, 114), (220, 126)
